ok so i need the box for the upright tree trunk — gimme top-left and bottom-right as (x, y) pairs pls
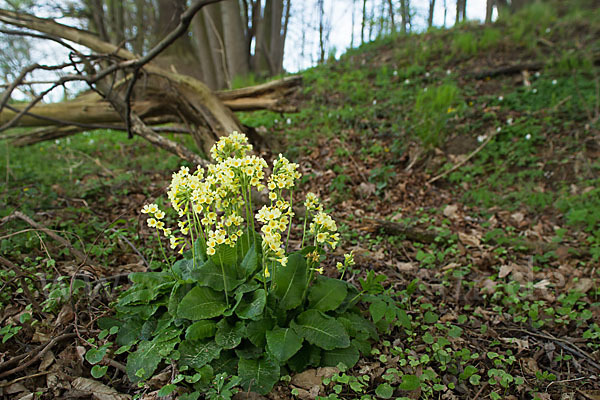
(269, 0), (284, 74)
(485, 0), (494, 23)
(222, 0), (249, 81)
(400, 0), (407, 34)
(462, 0), (467, 20)
(318, 0), (325, 63)
(443, 0), (447, 26)
(361, 0), (367, 43)
(387, 0), (395, 33)
(428, 0), (435, 28)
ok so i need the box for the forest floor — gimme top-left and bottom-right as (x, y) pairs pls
(1, 2), (600, 400)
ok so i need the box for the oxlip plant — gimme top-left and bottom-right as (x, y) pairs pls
(92, 132), (379, 398)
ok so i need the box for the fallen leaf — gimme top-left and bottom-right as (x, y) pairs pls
(71, 377), (131, 400)
(291, 369), (323, 392)
(356, 182), (376, 198)
(498, 264), (513, 279)
(443, 204), (459, 219)
(458, 231), (480, 247)
(39, 350), (55, 371)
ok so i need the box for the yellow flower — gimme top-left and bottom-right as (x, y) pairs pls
(155, 210), (165, 220)
(147, 218), (157, 228)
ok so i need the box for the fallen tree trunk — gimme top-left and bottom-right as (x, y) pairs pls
(0, 76), (301, 128)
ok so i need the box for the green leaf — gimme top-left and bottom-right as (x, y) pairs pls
(375, 383), (394, 399)
(172, 259), (195, 281)
(168, 282), (186, 317)
(191, 259), (244, 293)
(321, 344), (359, 368)
(308, 276), (348, 312)
(177, 286), (227, 320)
(126, 338), (178, 382)
(424, 311), (439, 324)
(236, 289), (266, 320)
(215, 319), (245, 349)
(118, 288), (155, 306)
(287, 344), (321, 372)
(129, 271), (173, 286)
(399, 374), (421, 391)
(85, 346), (107, 365)
(238, 357), (280, 395)
(240, 243), (259, 278)
(266, 327), (303, 362)
(246, 318), (274, 347)
(369, 300), (387, 323)
(185, 320), (217, 341)
(158, 384), (177, 397)
(211, 350), (238, 375)
(340, 312), (379, 341)
(291, 310), (350, 350)
(179, 340), (222, 369)
(397, 309), (412, 329)
(273, 252), (307, 310)
(90, 365), (108, 379)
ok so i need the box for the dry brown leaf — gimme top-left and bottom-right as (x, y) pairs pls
(71, 377), (131, 400)
(39, 350), (55, 371)
(458, 231), (480, 247)
(291, 369), (323, 392)
(498, 264), (513, 279)
(443, 204), (459, 219)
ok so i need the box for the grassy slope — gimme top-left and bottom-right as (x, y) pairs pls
(1, 1), (599, 399)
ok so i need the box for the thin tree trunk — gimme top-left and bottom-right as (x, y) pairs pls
(462, 0), (467, 20)
(361, 0), (367, 43)
(428, 0), (435, 28)
(443, 0), (447, 26)
(318, 0), (325, 63)
(351, 0), (356, 47)
(269, 0), (284, 74)
(222, 0), (249, 81)
(387, 0), (395, 33)
(400, 0), (407, 33)
(485, 0), (493, 23)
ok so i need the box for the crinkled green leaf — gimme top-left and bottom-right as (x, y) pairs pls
(291, 310), (350, 350)
(236, 289), (266, 320)
(240, 243), (259, 278)
(179, 340), (222, 370)
(185, 320), (217, 341)
(177, 286), (227, 320)
(191, 259), (243, 292)
(399, 374), (421, 391)
(215, 319), (245, 349)
(126, 337), (178, 382)
(246, 318), (274, 347)
(340, 312), (379, 340)
(273, 252), (307, 310)
(321, 344), (359, 368)
(266, 327), (303, 362)
(238, 357), (280, 395)
(308, 276), (348, 312)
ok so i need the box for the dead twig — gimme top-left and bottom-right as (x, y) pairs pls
(428, 128), (499, 184)
(0, 332), (76, 379)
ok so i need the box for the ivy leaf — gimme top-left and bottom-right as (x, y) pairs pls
(308, 276), (348, 312)
(266, 327), (303, 362)
(321, 344), (359, 368)
(273, 252), (307, 310)
(85, 346), (107, 365)
(399, 374), (421, 391)
(185, 320), (217, 341)
(191, 259), (243, 293)
(90, 365), (108, 379)
(177, 286), (227, 320)
(179, 340), (222, 369)
(158, 384), (177, 397)
(215, 319), (245, 349)
(236, 289), (266, 320)
(375, 383), (394, 399)
(291, 310), (350, 350)
(238, 357), (280, 395)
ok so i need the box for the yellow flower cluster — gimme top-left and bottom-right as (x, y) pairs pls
(304, 192), (323, 212)
(141, 203), (167, 234)
(336, 251), (355, 271)
(268, 154), (301, 192)
(310, 211), (340, 249)
(210, 131), (253, 162)
(255, 202), (291, 266)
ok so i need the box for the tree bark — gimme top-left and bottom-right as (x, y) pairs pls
(361, 0), (367, 43)
(428, 0), (435, 28)
(222, 0), (250, 80)
(485, 0), (494, 23)
(387, 0), (395, 33)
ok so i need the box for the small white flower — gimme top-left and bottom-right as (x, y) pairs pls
(404, 79), (410, 84)
(425, 72), (430, 78)
(498, 96), (503, 101)
(535, 72), (541, 78)
(507, 118), (513, 125)
(525, 133), (531, 140)
(55, 139), (60, 144)
(446, 69), (452, 75)
(552, 79), (557, 85)
(286, 118), (292, 124)
(372, 99), (377, 105)
(477, 135), (487, 143)
(545, 27), (551, 33)
(89, 139), (95, 145)
(423, 87), (428, 92)
(532, 88), (538, 93)
(393, 70), (398, 76)
(496, 127), (502, 133)
(274, 119), (278, 124)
